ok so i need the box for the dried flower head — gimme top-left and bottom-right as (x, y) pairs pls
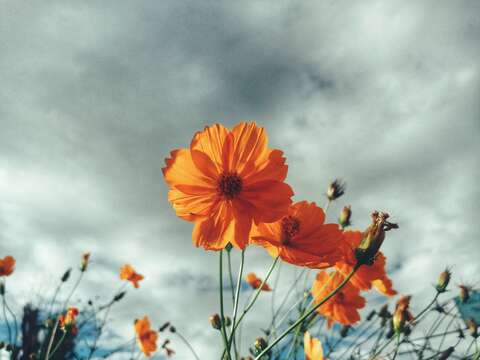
(209, 314), (221, 330)
(459, 285), (470, 303)
(355, 211), (398, 266)
(436, 268), (451, 293)
(327, 179), (346, 201)
(466, 318), (478, 338)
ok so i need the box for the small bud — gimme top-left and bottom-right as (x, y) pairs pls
(113, 291), (126, 302)
(0, 282), (4, 296)
(61, 268), (72, 282)
(339, 206), (352, 228)
(209, 314), (221, 330)
(378, 304), (391, 319)
(403, 325), (411, 336)
(161, 339), (170, 348)
(340, 325), (350, 338)
(438, 347), (455, 360)
(88, 300), (93, 306)
(466, 318), (478, 338)
(459, 285), (470, 303)
(436, 268), (451, 293)
(327, 179), (346, 201)
(457, 326), (465, 339)
(169, 326), (176, 333)
(224, 316), (231, 327)
(80, 252), (91, 272)
(254, 337), (268, 352)
(225, 243), (233, 252)
(355, 211), (398, 266)
(366, 310), (376, 321)
(159, 322), (170, 332)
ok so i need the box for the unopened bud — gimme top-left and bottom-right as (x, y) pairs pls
(438, 347), (455, 360)
(80, 252), (91, 272)
(0, 283), (4, 296)
(378, 304), (391, 319)
(355, 211), (398, 266)
(459, 285), (470, 303)
(340, 325), (350, 338)
(169, 326), (176, 333)
(466, 318), (478, 338)
(436, 268), (451, 293)
(254, 337), (268, 352)
(113, 291), (126, 302)
(61, 268), (72, 282)
(224, 316), (231, 327)
(366, 310), (376, 321)
(327, 179), (346, 201)
(339, 206), (352, 228)
(209, 314), (221, 330)
(159, 322), (170, 332)
(225, 243), (233, 252)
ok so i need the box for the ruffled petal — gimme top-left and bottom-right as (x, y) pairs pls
(163, 149), (216, 188)
(190, 124), (228, 172)
(192, 202), (234, 250)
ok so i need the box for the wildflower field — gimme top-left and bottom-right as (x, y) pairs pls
(1, 122), (478, 360)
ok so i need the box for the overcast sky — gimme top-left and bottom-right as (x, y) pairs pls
(0, 1), (479, 359)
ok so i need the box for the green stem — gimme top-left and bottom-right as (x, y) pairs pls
(2, 292), (12, 344)
(254, 265), (360, 359)
(219, 251), (232, 360)
(174, 331), (201, 360)
(47, 331), (67, 360)
(228, 249), (245, 359)
(62, 271), (84, 310)
(45, 318), (60, 360)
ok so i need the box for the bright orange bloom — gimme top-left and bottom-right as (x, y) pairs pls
(311, 271), (366, 328)
(304, 331), (325, 360)
(336, 231), (396, 296)
(0, 256), (15, 277)
(135, 316), (158, 357)
(251, 201), (343, 268)
(162, 122), (294, 250)
(245, 273), (272, 291)
(59, 307), (79, 334)
(120, 264), (144, 288)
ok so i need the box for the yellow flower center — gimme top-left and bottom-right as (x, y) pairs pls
(217, 172), (243, 199)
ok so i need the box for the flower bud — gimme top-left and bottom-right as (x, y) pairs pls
(327, 179), (346, 202)
(466, 318), (478, 338)
(340, 325), (350, 338)
(254, 337), (268, 352)
(225, 243), (233, 252)
(80, 252), (91, 272)
(436, 268), (451, 293)
(355, 211), (398, 266)
(169, 326), (176, 333)
(0, 282), (4, 296)
(159, 322), (170, 332)
(209, 314), (221, 330)
(224, 316), (231, 327)
(438, 347), (454, 360)
(459, 285), (470, 303)
(61, 268), (71, 282)
(113, 291), (126, 302)
(378, 304), (391, 319)
(366, 310), (376, 321)
(338, 205), (352, 228)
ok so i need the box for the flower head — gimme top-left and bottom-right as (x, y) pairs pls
(135, 316), (158, 357)
(304, 331), (325, 360)
(311, 271), (366, 328)
(355, 211), (398, 265)
(0, 256), (15, 277)
(336, 231), (396, 296)
(120, 264), (144, 288)
(59, 307), (79, 335)
(245, 273), (272, 291)
(251, 201), (343, 269)
(162, 122), (294, 250)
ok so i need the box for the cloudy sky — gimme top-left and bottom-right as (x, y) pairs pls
(0, 1), (479, 359)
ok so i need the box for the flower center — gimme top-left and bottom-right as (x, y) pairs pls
(217, 172), (243, 199)
(281, 216), (300, 244)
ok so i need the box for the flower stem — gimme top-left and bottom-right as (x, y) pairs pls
(219, 251), (232, 360)
(2, 291), (12, 345)
(62, 271), (84, 310)
(174, 330), (201, 360)
(45, 318), (60, 360)
(228, 249), (245, 359)
(254, 265), (360, 359)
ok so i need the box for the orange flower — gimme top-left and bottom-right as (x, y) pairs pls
(245, 273), (272, 291)
(120, 264), (144, 288)
(336, 231), (396, 296)
(311, 271), (365, 328)
(0, 256), (15, 277)
(59, 307), (79, 334)
(162, 122), (294, 250)
(135, 316), (158, 357)
(251, 201), (343, 268)
(304, 331), (325, 360)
